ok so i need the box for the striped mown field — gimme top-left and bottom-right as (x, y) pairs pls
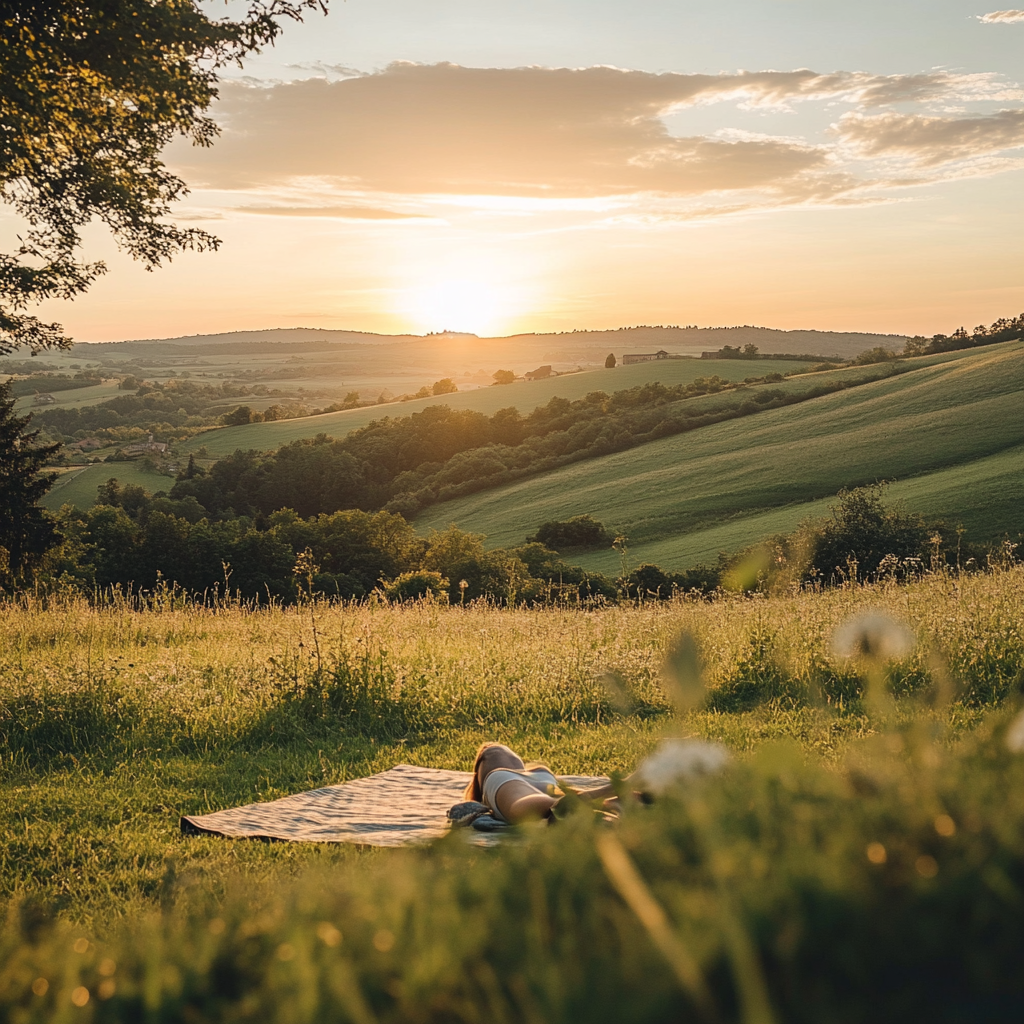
(415, 342), (1024, 570)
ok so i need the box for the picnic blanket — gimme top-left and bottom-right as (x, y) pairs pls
(180, 764), (607, 848)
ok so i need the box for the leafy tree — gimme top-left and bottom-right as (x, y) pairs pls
(492, 369), (515, 385)
(0, 379), (59, 580)
(221, 405), (257, 426)
(432, 378), (458, 396)
(605, 353), (616, 368)
(1, 0), (327, 354)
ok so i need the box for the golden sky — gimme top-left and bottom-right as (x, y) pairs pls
(16, 1), (1024, 341)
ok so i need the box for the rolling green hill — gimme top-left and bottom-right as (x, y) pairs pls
(415, 342), (1024, 570)
(41, 460), (173, 512)
(179, 356), (813, 458)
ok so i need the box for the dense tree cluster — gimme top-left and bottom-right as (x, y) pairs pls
(45, 495), (617, 605)
(528, 515), (613, 551)
(168, 373), (858, 521)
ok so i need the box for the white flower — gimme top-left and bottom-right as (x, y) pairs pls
(832, 611), (916, 662)
(632, 738), (731, 796)
(1006, 709), (1024, 754)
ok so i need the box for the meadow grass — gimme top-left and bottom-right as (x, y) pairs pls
(1, 568), (1023, 1021)
(416, 342), (1024, 565)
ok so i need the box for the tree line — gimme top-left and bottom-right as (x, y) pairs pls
(168, 372), (866, 522)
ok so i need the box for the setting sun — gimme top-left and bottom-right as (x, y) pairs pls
(399, 273), (535, 336)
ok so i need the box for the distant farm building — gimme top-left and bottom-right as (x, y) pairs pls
(621, 350), (670, 365)
(33, 393), (57, 405)
(121, 433), (168, 456)
(525, 365), (553, 380)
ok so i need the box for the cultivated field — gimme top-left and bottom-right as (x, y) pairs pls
(417, 343), (1024, 569)
(1, 568), (1023, 1020)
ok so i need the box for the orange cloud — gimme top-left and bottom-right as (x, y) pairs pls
(978, 10), (1024, 23)
(178, 65), (841, 198)
(165, 63), (1023, 220)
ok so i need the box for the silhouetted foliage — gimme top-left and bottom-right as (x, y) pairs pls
(1, 0), (327, 352)
(903, 313), (1023, 358)
(0, 379), (60, 581)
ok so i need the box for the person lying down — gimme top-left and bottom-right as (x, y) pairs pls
(448, 741), (628, 831)
(449, 738), (732, 831)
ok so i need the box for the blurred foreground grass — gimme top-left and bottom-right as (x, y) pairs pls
(1, 569), (1023, 1021)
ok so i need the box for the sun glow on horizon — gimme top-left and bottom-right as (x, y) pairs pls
(397, 269), (539, 337)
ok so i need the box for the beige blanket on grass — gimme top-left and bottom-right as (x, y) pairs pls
(180, 764), (606, 847)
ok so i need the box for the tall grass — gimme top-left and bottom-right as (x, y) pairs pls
(3, 568), (1021, 767)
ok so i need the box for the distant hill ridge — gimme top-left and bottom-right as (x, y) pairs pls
(81, 324), (909, 360)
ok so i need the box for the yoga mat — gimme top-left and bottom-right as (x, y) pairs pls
(180, 764), (606, 847)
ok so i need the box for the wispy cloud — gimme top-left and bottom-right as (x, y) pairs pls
(836, 108), (1024, 165)
(978, 10), (1024, 23)
(237, 205), (427, 219)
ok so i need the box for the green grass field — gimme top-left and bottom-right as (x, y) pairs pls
(416, 343), (1024, 568)
(13, 381), (122, 416)
(179, 357), (814, 458)
(1, 569), (1023, 1021)
(41, 460), (176, 511)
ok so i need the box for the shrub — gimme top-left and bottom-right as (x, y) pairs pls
(808, 484), (928, 584)
(529, 514), (612, 551)
(383, 570), (449, 603)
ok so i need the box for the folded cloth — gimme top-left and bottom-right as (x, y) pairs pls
(447, 801), (491, 826)
(180, 764), (606, 848)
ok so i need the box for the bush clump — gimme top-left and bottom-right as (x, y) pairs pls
(528, 514), (613, 552)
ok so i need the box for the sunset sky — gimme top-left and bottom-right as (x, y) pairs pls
(28, 1), (1024, 341)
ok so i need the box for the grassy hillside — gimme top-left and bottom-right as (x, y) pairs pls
(13, 380), (121, 416)
(41, 460), (174, 511)
(179, 356), (812, 458)
(415, 342), (1024, 568)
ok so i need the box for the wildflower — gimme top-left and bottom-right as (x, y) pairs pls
(832, 611), (915, 662)
(1006, 708), (1024, 753)
(632, 738), (730, 796)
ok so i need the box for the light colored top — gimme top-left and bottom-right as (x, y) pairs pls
(481, 767), (560, 821)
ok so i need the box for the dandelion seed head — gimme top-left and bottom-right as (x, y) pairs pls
(1005, 708), (1024, 753)
(633, 738), (730, 796)
(832, 611), (916, 662)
